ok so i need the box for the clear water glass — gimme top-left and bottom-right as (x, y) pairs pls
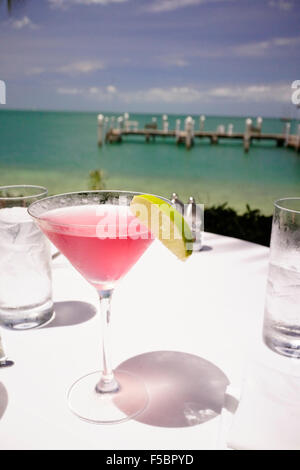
(0, 185), (54, 330)
(263, 198), (300, 358)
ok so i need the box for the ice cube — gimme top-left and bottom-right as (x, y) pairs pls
(0, 207), (52, 308)
(0, 207), (43, 246)
(266, 263), (300, 325)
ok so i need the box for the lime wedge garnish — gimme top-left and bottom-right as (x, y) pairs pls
(130, 194), (193, 261)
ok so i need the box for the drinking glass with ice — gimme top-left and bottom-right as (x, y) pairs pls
(263, 198), (300, 358)
(0, 186), (53, 330)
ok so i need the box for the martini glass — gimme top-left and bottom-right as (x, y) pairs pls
(28, 191), (167, 424)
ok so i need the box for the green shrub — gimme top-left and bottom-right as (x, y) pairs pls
(204, 203), (272, 247)
(88, 169), (106, 190)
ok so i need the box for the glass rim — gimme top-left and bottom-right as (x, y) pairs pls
(28, 189), (172, 228)
(274, 197), (300, 215)
(0, 185), (48, 201)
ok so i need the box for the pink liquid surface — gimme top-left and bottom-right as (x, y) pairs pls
(40, 204), (153, 290)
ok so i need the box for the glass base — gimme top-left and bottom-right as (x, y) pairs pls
(67, 369), (149, 424)
(0, 300), (55, 330)
(264, 332), (300, 359)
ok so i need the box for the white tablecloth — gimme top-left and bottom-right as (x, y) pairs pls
(0, 233), (270, 450)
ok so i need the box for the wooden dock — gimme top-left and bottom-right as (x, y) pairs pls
(98, 114), (300, 153)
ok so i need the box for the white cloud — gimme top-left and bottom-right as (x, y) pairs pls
(208, 84), (291, 102)
(268, 0), (293, 11)
(57, 60), (105, 75)
(49, 0), (128, 8)
(162, 56), (190, 67)
(232, 36), (300, 57)
(57, 87), (83, 95)
(123, 84), (291, 104)
(57, 82), (292, 104)
(106, 85), (117, 93)
(146, 0), (229, 13)
(163, 35), (300, 61)
(48, 0), (295, 13)
(273, 36), (300, 46)
(48, 0), (66, 7)
(75, 0), (128, 3)
(11, 16), (38, 30)
(25, 61), (105, 77)
(26, 67), (46, 76)
(233, 40), (271, 57)
(57, 86), (116, 101)
(124, 86), (203, 103)
(89, 87), (100, 94)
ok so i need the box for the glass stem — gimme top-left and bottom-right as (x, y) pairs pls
(95, 289), (120, 394)
(0, 332), (7, 363)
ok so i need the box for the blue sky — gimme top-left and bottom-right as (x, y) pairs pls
(0, 0), (299, 116)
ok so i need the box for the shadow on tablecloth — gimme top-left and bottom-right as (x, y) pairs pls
(46, 301), (97, 328)
(117, 351), (230, 428)
(200, 245), (213, 252)
(0, 382), (8, 420)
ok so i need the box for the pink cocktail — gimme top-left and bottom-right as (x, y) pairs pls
(28, 191), (168, 424)
(40, 204), (152, 291)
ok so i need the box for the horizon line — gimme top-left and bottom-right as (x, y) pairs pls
(0, 107), (297, 121)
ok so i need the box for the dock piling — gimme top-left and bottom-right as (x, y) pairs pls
(284, 122), (291, 146)
(227, 123), (234, 136)
(162, 114), (169, 133)
(124, 113), (130, 132)
(244, 118), (252, 153)
(117, 116), (123, 130)
(211, 135), (219, 144)
(175, 119), (181, 144)
(185, 116), (194, 149)
(97, 114), (104, 146)
(297, 124), (300, 152)
(199, 115), (205, 131)
(256, 117), (263, 132)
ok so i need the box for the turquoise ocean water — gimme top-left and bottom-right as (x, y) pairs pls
(0, 110), (299, 215)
